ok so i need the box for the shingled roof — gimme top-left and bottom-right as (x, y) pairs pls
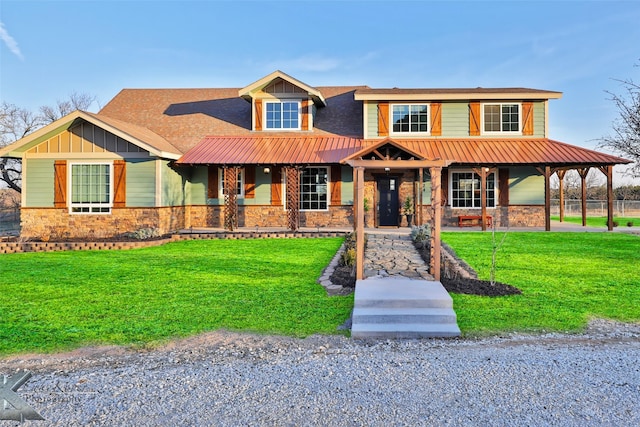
(99, 86), (366, 154)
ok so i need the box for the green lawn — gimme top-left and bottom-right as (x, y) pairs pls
(551, 215), (639, 228)
(0, 238), (353, 356)
(442, 232), (640, 336)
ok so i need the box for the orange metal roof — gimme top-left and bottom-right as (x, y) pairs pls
(177, 136), (630, 166)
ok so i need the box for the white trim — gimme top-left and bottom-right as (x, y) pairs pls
(449, 169), (498, 209)
(263, 100), (302, 131)
(299, 166), (330, 212)
(68, 161), (113, 215)
(354, 91), (563, 101)
(389, 103), (431, 136)
(481, 102), (522, 135)
(218, 167), (245, 198)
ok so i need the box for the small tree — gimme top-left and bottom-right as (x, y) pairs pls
(489, 221), (509, 286)
(597, 61), (640, 178)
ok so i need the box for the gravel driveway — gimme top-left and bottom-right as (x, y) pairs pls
(2, 319), (639, 427)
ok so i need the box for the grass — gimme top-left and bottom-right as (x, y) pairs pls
(551, 215), (638, 228)
(442, 232), (640, 336)
(0, 238), (353, 356)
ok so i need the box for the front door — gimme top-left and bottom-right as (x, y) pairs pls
(378, 177), (399, 226)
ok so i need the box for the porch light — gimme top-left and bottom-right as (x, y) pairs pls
(263, 167), (271, 174)
(384, 167), (390, 175)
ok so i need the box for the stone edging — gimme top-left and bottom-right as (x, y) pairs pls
(0, 231), (348, 254)
(317, 242), (347, 296)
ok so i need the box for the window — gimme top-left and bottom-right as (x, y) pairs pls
(70, 163), (111, 213)
(300, 167), (328, 210)
(392, 104), (429, 134)
(483, 103), (520, 133)
(451, 171), (495, 208)
(219, 168), (244, 197)
(265, 101), (300, 130)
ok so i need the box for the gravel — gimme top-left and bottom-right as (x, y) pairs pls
(2, 319), (639, 427)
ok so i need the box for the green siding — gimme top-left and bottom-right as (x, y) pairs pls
(341, 165), (353, 204)
(25, 159), (55, 207)
(509, 167), (544, 204)
(533, 101), (545, 137)
(441, 102), (470, 137)
(245, 168), (270, 205)
(160, 161), (190, 207)
(127, 159), (156, 207)
(366, 101), (378, 138)
(188, 166), (207, 205)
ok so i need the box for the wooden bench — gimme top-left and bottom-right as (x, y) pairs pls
(458, 215), (493, 228)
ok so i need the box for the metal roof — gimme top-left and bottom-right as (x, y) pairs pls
(177, 136), (630, 166)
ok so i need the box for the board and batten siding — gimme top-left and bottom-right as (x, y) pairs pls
(509, 167), (544, 204)
(532, 100), (545, 137)
(24, 159), (55, 207)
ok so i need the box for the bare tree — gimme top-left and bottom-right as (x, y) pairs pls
(597, 61), (640, 178)
(0, 93), (97, 192)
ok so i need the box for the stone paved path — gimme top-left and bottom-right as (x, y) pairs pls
(364, 232), (434, 280)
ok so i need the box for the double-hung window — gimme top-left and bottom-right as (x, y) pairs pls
(483, 103), (520, 133)
(450, 171), (496, 208)
(219, 168), (244, 197)
(70, 163), (112, 213)
(265, 100), (300, 130)
(300, 167), (328, 210)
(391, 104), (429, 134)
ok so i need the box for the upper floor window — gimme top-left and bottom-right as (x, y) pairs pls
(70, 163), (111, 213)
(483, 103), (520, 133)
(392, 104), (429, 134)
(265, 101), (300, 130)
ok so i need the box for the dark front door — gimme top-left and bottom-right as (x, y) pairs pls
(378, 177), (399, 226)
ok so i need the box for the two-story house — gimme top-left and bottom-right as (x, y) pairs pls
(0, 70), (629, 240)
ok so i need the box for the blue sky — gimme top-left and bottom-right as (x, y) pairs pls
(1, 0), (639, 181)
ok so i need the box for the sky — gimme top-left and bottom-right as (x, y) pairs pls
(1, 0), (639, 183)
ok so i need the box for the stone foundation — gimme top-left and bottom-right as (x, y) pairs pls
(417, 205), (545, 228)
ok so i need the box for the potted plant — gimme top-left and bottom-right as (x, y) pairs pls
(363, 197), (371, 227)
(403, 196), (414, 226)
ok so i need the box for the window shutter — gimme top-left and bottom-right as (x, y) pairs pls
(254, 100), (263, 131)
(469, 102), (481, 136)
(244, 166), (256, 199)
(378, 102), (389, 137)
(53, 160), (67, 208)
(440, 169), (449, 206)
(498, 168), (510, 206)
(113, 160), (126, 208)
(271, 166), (282, 206)
(301, 99), (310, 131)
(330, 165), (342, 206)
(208, 166), (219, 199)
(430, 102), (442, 136)
(522, 102), (534, 135)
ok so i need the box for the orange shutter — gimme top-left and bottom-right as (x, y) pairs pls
(53, 160), (67, 208)
(430, 102), (442, 136)
(244, 166), (255, 199)
(330, 165), (342, 206)
(378, 102), (389, 137)
(254, 99), (263, 131)
(498, 168), (510, 206)
(271, 166), (282, 206)
(301, 99), (310, 131)
(208, 166), (219, 199)
(469, 102), (481, 136)
(522, 102), (534, 135)
(441, 169), (449, 206)
(112, 160), (126, 208)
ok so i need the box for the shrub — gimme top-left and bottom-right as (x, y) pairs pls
(125, 227), (162, 240)
(627, 221), (634, 227)
(613, 221), (619, 228)
(410, 224), (431, 243)
(341, 248), (356, 267)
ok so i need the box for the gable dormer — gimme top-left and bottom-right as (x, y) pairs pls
(239, 70), (327, 132)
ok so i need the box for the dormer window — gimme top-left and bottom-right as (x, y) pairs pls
(391, 104), (429, 135)
(265, 100), (300, 130)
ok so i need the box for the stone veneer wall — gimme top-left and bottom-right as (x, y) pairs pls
(417, 205), (545, 227)
(20, 207), (187, 240)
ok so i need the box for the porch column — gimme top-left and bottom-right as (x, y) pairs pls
(352, 167), (358, 231)
(355, 166), (365, 280)
(418, 167), (424, 226)
(223, 166), (239, 231)
(429, 166), (442, 281)
(480, 167), (487, 232)
(544, 166), (551, 231)
(577, 167), (590, 227)
(557, 169), (567, 222)
(285, 166), (301, 231)
(599, 165), (614, 231)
